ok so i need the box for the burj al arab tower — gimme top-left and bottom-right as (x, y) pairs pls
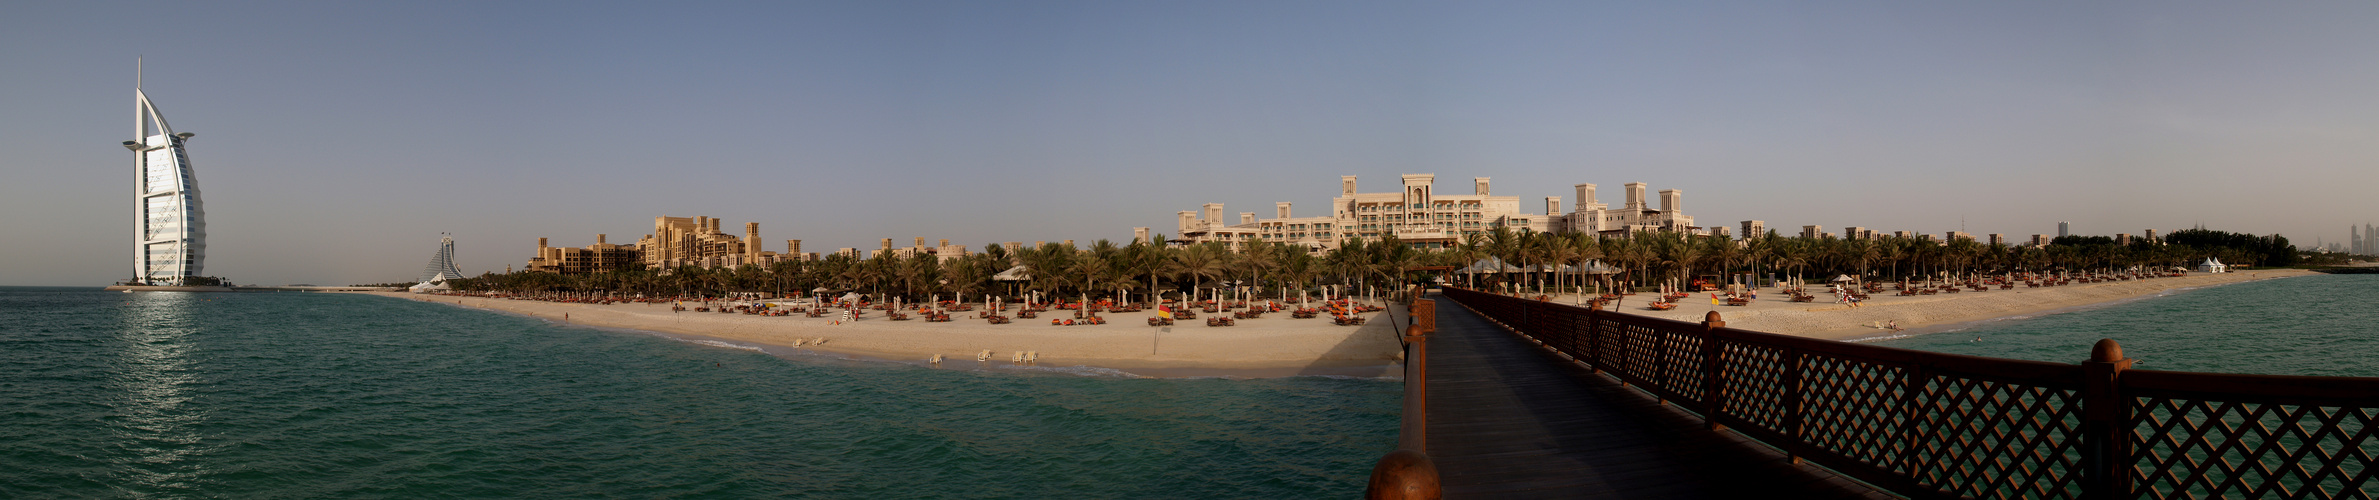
(120, 64), (207, 286)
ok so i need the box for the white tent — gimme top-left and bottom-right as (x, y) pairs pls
(408, 270), (461, 293)
(2197, 257), (2228, 273)
(992, 266), (1032, 281)
(1458, 257), (1523, 274)
(1459, 257), (1618, 275)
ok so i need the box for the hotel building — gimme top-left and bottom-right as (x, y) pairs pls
(528, 215), (817, 274)
(1172, 174), (1702, 251)
(868, 237), (972, 263)
(123, 77), (208, 285)
(526, 234), (643, 275)
(635, 216), (812, 269)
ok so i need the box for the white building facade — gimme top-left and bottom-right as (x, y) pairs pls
(1173, 174), (1703, 252)
(123, 83), (208, 285)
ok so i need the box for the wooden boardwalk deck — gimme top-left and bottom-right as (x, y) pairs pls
(1421, 295), (1897, 499)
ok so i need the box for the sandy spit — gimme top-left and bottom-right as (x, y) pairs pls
(357, 292), (1406, 379)
(1544, 270), (2315, 340)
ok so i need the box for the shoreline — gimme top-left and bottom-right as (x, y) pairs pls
(354, 270), (2309, 377)
(1839, 270), (2312, 343)
(356, 291), (1407, 379)
(1541, 269), (2316, 341)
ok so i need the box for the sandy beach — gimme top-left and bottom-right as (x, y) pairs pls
(1542, 269), (2316, 340)
(357, 270), (2306, 377)
(360, 291), (1407, 378)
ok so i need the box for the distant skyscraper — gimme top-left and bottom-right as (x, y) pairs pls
(421, 235), (462, 283)
(2058, 222), (2070, 238)
(122, 63), (207, 286)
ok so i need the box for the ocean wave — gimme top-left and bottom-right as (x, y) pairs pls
(1294, 373), (1403, 382)
(1001, 364), (1148, 379)
(677, 339), (766, 353)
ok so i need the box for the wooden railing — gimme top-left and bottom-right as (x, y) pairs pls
(1367, 292), (1440, 500)
(1440, 287), (2377, 500)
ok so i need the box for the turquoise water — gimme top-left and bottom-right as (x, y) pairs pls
(0, 287), (1397, 498)
(1876, 274), (2379, 377)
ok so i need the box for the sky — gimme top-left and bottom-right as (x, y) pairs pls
(4, 1), (2376, 286)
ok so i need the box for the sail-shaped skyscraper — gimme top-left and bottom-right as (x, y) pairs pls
(420, 235), (463, 284)
(121, 64), (207, 286)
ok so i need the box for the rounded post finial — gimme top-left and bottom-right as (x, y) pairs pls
(1704, 311), (1724, 324)
(2090, 338), (2124, 362)
(1365, 449), (1442, 500)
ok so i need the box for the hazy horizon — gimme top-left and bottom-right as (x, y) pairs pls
(5, 1), (2376, 286)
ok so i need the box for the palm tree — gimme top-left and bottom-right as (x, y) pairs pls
(1541, 234), (1580, 296)
(1373, 241), (1425, 299)
(1770, 238), (1810, 286)
(1276, 250), (1322, 300)
(1167, 242), (1228, 301)
(1877, 238), (1907, 281)
(1651, 232), (1704, 291)
(1843, 238), (1881, 280)
(1709, 235), (1745, 286)
(1453, 232), (1486, 289)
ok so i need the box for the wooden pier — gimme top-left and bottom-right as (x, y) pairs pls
(1367, 288), (2379, 500)
(1416, 294), (1888, 498)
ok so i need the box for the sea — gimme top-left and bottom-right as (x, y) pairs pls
(1873, 273), (2379, 378)
(0, 287), (1398, 498)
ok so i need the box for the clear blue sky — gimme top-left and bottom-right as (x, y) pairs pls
(4, 1), (2375, 286)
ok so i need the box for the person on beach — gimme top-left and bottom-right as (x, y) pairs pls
(1887, 320), (1901, 332)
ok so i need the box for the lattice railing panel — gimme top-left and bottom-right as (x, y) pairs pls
(1718, 342), (1791, 431)
(1656, 331), (1705, 403)
(1798, 355), (1911, 470)
(1434, 287), (2379, 500)
(2131, 399), (2377, 500)
(1906, 376), (2086, 499)
(1558, 308), (1593, 361)
(1587, 318), (1626, 373)
(1614, 322), (1663, 384)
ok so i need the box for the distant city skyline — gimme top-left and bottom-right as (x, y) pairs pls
(5, 2), (2377, 286)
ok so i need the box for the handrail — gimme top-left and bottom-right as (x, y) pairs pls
(1439, 286), (2378, 500)
(1366, 289), (1440, 499)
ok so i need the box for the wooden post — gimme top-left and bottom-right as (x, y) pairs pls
(1586, 299), (1605, 373)
(1369, 298), (1442, 500)
(1365, 449), (1442, 500)
(2081, 339), (2134, 499)
(1700, 311), (1728, 430)
(1404, 300), (1436, 453)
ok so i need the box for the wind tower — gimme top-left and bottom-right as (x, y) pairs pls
(121, 59), (208, 286)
